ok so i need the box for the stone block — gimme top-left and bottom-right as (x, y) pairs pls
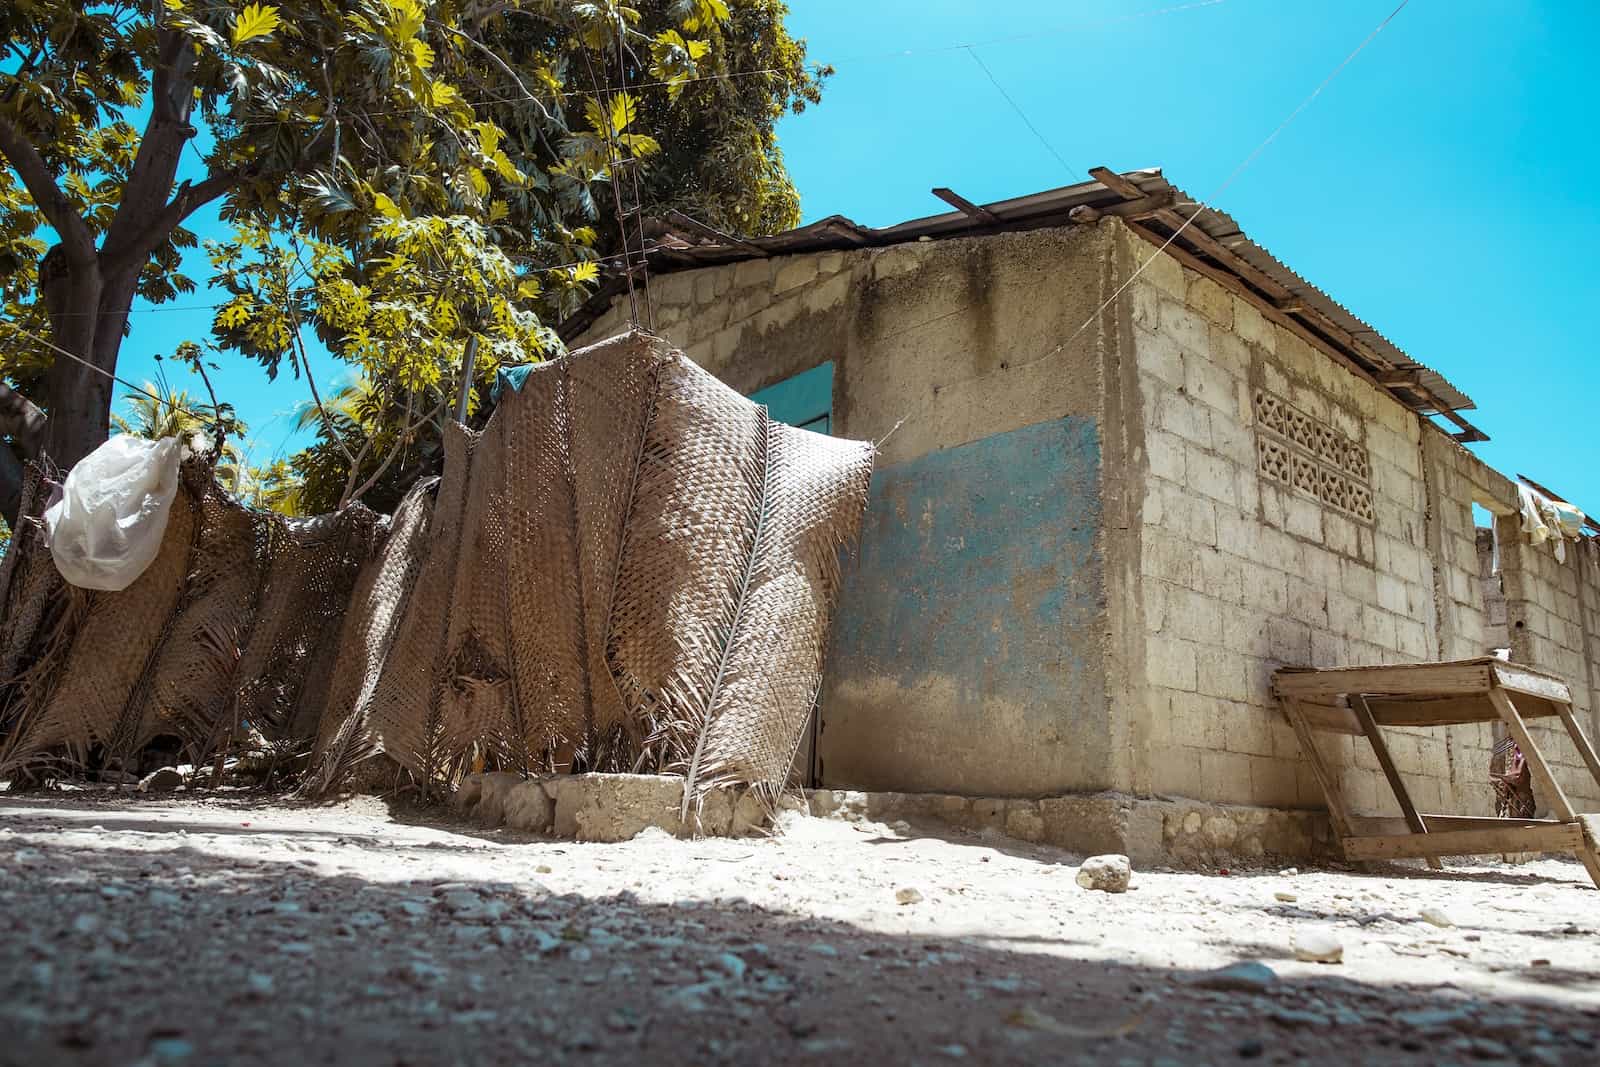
(773, 255), (820, 294)
(1147, 745), (1204, 799)
(1147, 430), (1187, 482)
(1148, 634), (1199, 691)
(1170, 692), (1225, 750)
(1232, 297), (1276, 353)
(1267, 617), (1305, 668)
(1284, 496), (1323, 542)
(1198, 647), (1251, 702)
(733, 257), (772, 289)
(1137, 327), (1186, 387)
(1186, 450), (1238, 506)
(1161, 298), (1210, 355)
(545, 773), (685, 842)
(471, 772), (526, 826)
(504, 781), (554, 833)
(1200, 750), (1256, 805)
(1184, 349), (1238, 412)
(1004, 800), (1046, 843)
(1139, 246), (1186, 299)
(1039, 794), (1134, 857)
(1158, 392), (1214, 449)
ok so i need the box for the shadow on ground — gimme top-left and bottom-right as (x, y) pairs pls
(0, 801), (1595, 1066)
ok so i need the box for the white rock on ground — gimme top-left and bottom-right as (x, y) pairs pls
(1075, 854), (1131, 893)
(0, 794), (1596, 1066)
(1293, 925), (1345, 964)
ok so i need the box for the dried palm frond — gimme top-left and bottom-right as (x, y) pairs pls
(2, 331), (874, 805)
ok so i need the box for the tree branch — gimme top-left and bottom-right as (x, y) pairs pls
(0, 381), (47, 459)
(0, 113), (96, 267)
(435, 22), (555, 123)
(103, 169), (243, 277)
(341, 398), (447, 508)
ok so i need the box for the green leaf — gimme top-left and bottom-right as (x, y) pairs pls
(372, 192), (402, 220)
(231, 3), (283, 47)
(609, 93), (638, 135)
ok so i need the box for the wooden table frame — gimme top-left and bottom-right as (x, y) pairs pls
(1273, 658), (1600, 889)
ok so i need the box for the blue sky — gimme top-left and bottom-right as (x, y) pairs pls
(121, 0), (1600, 508)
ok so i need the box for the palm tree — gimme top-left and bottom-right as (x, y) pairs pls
(111, 371), (248, 486)
(234, 459), (305, 516)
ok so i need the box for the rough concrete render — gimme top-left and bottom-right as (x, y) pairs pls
(570, 168), (1600, 855)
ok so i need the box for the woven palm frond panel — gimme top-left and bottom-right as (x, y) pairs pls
(0, 461), (383, 776)
(0, 332), (873, 800)
(311, 332), (874, 798)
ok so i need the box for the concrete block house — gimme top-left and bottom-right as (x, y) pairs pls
(565, 167), (1600, 860)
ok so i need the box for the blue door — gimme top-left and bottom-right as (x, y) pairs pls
(750, 362), (832, 435)
(748, 361), (833, 784)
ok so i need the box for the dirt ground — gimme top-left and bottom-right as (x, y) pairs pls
(0, 792), (1595, 1066)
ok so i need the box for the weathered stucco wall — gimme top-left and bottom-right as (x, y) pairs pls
(1115, 225), (1600, 818)
(576, 225), (1121, 796)
(823, 416), (1103, 795)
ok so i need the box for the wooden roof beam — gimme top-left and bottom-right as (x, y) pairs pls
(1091, 167), (1296, 305)
(931, 187), (999, 225)
(663, 210), (770, 258)
(1124, 220), (1489, 444)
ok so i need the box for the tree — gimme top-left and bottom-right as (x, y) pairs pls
(0, 0), (825, 523)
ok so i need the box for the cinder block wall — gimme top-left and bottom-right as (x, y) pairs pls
(576, 217), (1600, 819)
(576, 226), (1122, 798)
(1111, 224), (1600, 818)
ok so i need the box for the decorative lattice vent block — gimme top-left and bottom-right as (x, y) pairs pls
(1254, 390), (1374, 524)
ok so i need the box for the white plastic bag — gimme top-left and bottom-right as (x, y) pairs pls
(44, 434), (181, 591)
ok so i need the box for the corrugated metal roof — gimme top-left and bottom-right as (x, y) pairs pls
(564, 167), (1482, 439)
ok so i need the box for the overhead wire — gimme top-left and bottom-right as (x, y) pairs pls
(964, 45), (1080, 181)
(875, 0), (1414, 448)
(0, 319), (231, 430)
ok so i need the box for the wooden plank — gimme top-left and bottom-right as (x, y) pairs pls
(1281, 698), (1355, 839)
(1089, 166), (1297, 303)
(1348, 814), (1565, 836)
(663, 209), (770, 257)
(1342, 822), (1583, 861)
(1493, 662), (1573, 703)
(1350, 695), (1441, 869)
(1273, 662), (1493, 701)
(1291, 701), (1363, 735)
(1488, 687), (1577, 822)
(1362, 693), (1563, 727)
(1088, 166), (1145, 201)
(1553, 701), (1600, 789)
(1420, 814), (1568, 831)
(1097, 191), (1177, 221)
(931, 187), (999, 225)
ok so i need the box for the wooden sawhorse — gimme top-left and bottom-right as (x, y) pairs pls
(1273, 658), (1600, 889)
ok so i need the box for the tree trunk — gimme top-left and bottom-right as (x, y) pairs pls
(36, 246), (128, 472)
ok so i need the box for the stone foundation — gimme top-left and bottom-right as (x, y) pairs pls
(454, 772), (773, 842)
(456, 771), (1336, 865)
(808, 789), (1339, 868)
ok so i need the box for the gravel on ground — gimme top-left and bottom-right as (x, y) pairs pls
(1, 792), (1595, 1066)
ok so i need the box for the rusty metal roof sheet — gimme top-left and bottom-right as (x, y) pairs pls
(565, 167), (1481, 439)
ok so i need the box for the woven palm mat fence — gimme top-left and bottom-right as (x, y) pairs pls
(0, 333), (875, 801)
(0, 460), (383, 778)
(305, 332), (874, 800)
